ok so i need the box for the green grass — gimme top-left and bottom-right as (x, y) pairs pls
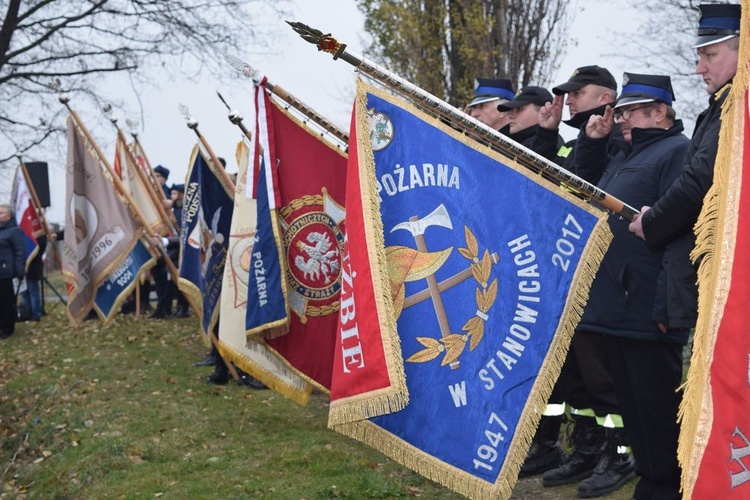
(1, 287), (634, 499)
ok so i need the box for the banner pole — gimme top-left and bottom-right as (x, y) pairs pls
(179, 108), (236, 192)
(104, 111), (179, 236)
(17, 157), (63, 271)
(224, 55), (349, 149)
(286, 21), (638, 221)
(128, 132), (181, 232)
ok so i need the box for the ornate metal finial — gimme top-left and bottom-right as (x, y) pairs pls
(224, 54), (262, 82)
(51, 78), (70, 104)
(178, 103), (198, 129)
(103, 103), (118, 124)
(216, 91), (243, 125)
(125, 118), (139, 137)
(286, 21), (347, 59)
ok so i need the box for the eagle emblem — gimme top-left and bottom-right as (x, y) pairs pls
(281, 187), (346, 323)
(294, 231), (340, 284)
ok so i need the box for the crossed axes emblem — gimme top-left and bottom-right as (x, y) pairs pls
(392, 204), (498, 370)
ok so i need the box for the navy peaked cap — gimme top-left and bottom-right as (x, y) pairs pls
(694, 4), (741, 48)
(615, 73), (675, 108)
(553, 65), (617, 95)
(154, 165), (170, 179)
(470, 78), (516, 107)
(496, 86), (553, 111)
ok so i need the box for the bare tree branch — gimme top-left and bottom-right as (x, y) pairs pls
(357, 0), (574, 107)
(0, 0), (289, 165)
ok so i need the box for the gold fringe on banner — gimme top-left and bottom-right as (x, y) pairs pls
(328, 78), (612, 499)
(678, 3), (750, 495)
(218, 341), (312, 406)
(327, 79), (410, 426)
(242, 202), (291, 341)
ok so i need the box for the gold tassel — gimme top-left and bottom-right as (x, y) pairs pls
(678, 4), (750, 494)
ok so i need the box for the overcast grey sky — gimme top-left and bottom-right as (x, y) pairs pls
(40, 1), (673, 225)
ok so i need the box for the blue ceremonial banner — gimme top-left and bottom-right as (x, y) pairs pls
(331, 80), (612, 499)
(94, 239), (156, 323)
(179, 145), (234, 337)
(245, 156), (289, 337)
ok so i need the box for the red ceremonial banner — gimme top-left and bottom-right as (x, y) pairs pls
(262, 96), (348, 391)
(688, 91), (750, 498)
(327, 99), (407, 425)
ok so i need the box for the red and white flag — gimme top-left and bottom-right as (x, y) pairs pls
(679, 31), (750, 496)
(12, 164), (43, 269)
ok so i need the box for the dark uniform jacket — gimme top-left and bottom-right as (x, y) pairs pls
(574, 121), (690, 344)
(0, 218), (26, 281)
(641, 84), (731, 329)
(552, 103), (616, 184)
(27, 236), (47, 281)
(500, 124), (564, 162)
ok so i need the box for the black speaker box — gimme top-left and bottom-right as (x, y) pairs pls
(25, 162), (51, 208)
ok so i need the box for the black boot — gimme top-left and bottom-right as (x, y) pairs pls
(172, 305), (190, 318)
(149, 308), (167, 319)
(519, 415), (564, 478)
(195, 347), (219, 367)
(206, 362), (229, 385)
(543, 416), (603, 487)
(577, 428), (636, 498)
(237, 369), (269, 390)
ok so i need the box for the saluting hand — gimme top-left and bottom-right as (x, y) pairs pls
(539, 95), (563, 130)
(585, 105), (615, 139)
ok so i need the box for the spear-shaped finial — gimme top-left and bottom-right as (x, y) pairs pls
(286, 21), (347, 59)
(103, 103), (118, 125)
(216, 91), (243, 126)
(224, 55), (261, 82)
(125, 118), (139, 138)
(223, 54), (349, 148)
(51, 78), (70, 104)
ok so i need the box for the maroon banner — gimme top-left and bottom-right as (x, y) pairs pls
(262, 96), (348, 391)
